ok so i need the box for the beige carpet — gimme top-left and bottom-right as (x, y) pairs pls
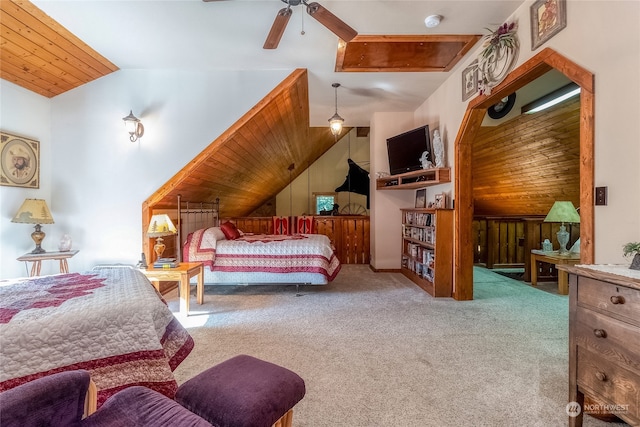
(168, 265), (628, 427)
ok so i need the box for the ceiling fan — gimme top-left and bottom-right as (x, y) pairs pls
(203, 0), (358, 49)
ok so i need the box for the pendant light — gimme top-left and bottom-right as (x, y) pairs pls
(328, 83), (344, 138)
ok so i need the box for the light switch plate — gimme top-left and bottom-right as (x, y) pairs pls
(595, 186), (607, 205)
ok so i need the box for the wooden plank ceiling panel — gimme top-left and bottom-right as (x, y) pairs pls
(336, 35), (481, 72)
(0, 0), (118, 98)
(144, 69), (350, 219)
(472, 97), (580, 216)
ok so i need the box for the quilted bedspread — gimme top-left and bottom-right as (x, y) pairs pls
(184, 230), (340, 281)
(0, 268), (194, 407)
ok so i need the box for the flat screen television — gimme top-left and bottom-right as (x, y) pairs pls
(386, 125), (431, 176)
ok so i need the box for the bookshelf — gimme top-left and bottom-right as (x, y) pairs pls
(401, 208), (453, 297)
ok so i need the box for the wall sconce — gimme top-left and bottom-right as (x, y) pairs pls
(521, 82), (580, 114)
(122, 110), (144, 142)
(328, 83), (344, 138)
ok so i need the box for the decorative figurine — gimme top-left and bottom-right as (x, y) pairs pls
(419, 151), (433, 169)
(432, 129), (445, 168)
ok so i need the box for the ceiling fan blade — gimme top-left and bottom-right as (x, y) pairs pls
(306, 2), (357, 42)
(263, 8), (292, 49)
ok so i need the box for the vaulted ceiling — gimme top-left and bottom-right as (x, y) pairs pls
(1, 0), (522, 219)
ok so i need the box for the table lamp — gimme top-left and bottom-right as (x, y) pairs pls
(147, 214), (177, 261)
(544, 201), (580, 254)
(11, 199), (55, 254)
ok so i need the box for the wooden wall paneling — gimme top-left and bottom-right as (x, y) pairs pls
(315, 217), (340, 262)
(472, 219), (487, 265)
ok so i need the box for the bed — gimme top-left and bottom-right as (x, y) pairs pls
(178, 198), (341, 286)
(0, 267), (194, 407)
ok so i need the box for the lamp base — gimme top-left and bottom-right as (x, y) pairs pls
(154, 237), (166, 261)
(30, 224), (46, 254)
(556, 224), (570, 254)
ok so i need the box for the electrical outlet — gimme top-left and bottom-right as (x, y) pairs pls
(595, 186), (607, 206)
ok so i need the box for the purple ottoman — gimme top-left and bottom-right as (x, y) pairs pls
(175, 355), (305, 427)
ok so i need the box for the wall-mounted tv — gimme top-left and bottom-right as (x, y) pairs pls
(386, 125), (432, 176)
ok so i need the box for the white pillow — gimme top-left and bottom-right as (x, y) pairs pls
(207, 226), (226, 241)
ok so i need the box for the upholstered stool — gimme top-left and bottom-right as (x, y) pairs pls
(175, 355), (306, 427)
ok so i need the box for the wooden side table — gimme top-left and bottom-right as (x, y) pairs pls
(530, 249), (580, 295)
(140, 262), (204, 315)
(17, 250), (79, 277)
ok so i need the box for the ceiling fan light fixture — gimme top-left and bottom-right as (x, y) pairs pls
(424, 15), (442, 28)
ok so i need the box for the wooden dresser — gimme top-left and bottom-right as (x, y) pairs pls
(561, 265), (640, 426)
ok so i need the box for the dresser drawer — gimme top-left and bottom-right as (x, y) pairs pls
(577, 276), (640, 324)
(576, 347), (640, 424)
(575, 307), (640, 373)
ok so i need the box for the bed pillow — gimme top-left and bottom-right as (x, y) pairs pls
(220, 222), (241, 240)
(208, 226), (227, 241)
(296, 216), (314, 234)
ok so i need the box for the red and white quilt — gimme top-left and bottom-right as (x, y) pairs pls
(0, 268), (193, 407)
(184, 229), (340, 282)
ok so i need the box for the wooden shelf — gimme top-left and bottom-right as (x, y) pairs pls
(376, 168), (450, 190)
(401, 208), (453, 297)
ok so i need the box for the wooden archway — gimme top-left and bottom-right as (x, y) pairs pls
(453, 48), (594, 300)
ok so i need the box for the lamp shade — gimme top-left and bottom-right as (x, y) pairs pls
(11, 199), (54, 224)
(147, 214), (177, 237)
(544, 201), (580, 224)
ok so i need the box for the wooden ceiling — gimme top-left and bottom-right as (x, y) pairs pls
(472, 96), (580, 216)
(336, 35), (481, 72)
(0, 0), (118, 98)
(143, 68), (350, 218)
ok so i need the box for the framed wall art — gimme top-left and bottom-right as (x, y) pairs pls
(531, 0), (567, 50)
(461, 60), (478, 101)
(415, 189), (426, 208)
(434, 193), (446, 209)
(0, 131), (40, 188)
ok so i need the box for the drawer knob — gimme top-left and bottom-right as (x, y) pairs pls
(595, 371), (607, 382)
(593, 329), (607, 338)
(610, 295), (625, 304)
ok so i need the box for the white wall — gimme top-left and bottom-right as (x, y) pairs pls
(0, 81), (52, 277)
(275, 127), (370, 217)
(370, 0), (640, 268)
(370, 112), (415, 270)
(0, 69), (290, 279)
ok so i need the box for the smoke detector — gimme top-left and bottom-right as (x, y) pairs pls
(424, 15), (442, 28)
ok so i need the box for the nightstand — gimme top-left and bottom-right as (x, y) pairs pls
(17, 250), (79, 277)
(140, 262), (204, 315)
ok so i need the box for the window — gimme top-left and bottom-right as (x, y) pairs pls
(313, 193), (336, 214)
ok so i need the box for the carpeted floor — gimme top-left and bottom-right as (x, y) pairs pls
(168, 265), (628, 427)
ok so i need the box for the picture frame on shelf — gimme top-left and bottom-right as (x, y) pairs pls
(461, 60), (478, 101)
(434, 193), (446, 209)
(530, 0), (567, 50)
(415, 189), (426, 208)
(0, 131), (40, 188)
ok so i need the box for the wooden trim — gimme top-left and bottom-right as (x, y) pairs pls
(454, 48), (595, 300)
(83, 379), (97, 418)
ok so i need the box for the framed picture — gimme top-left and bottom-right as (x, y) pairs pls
(415, 189), (426, 208)
(530, 0), (567, 50)
(0, 131), (40, 188)
(434, 193), (446, 209)
(461, 60), (478, 101)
